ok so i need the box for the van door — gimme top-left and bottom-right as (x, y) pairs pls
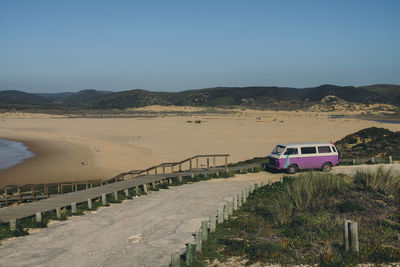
(283, 147), (299, 168)
(300, 146), (318, 168)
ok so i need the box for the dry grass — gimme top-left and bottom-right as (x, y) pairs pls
(268, 172), (348, 225)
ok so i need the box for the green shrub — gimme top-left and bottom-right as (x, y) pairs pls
(267, 173), (348, 224)
(353, 167), (400, 196)
(362, 243), (400, 263)
(0, 223), (28, 240)
(337, 200), (365, 213)
(247, 242), (294, 263)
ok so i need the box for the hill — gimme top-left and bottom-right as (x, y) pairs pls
(0, 84), (400, 110)
(360, 84), (400, 106)
(335, 127), (400, 159)
(37, 92), (74, 104)
(0, 90), (49, 106)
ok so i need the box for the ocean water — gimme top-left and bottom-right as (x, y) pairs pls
(369, 119), (400, 124)
(0, 139), (35, 171)
(330, 115), (400, 124)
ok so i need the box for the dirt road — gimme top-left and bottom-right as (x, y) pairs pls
(0, 164), (399, 267)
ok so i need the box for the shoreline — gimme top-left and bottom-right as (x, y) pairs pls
(0, 136), (40, 170)
(0, 136), (102, 186)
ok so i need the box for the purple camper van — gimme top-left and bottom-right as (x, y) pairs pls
(268, 142), (339, 174)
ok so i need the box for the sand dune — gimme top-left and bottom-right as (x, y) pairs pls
(0, 108), (399, 186)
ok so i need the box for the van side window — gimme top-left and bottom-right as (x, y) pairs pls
(318, 146), (331, 153)
(331, 146), (337, 152)
(284, 148), (298, 155)
(301, 147), (316, 154)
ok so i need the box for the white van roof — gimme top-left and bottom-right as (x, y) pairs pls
(279, 142), (334, 147)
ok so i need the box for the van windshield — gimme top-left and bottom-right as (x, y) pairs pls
(272, 145), (285, 155)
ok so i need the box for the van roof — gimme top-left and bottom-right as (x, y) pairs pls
(279, 142), (334, 147)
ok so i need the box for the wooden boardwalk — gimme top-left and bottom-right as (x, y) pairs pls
(0, 164), (259, 224)
(0, 154), (230, 206)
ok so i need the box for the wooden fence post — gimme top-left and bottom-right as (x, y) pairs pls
(201, 221), (208, 242)
(114, 191), (119, 201)
(32, 186), (36, 201)
(56, 207), (61, 218)
(186, 243), (196, 266)
(223, 204), (228, 220)
(124, 189), (129, 197)
(10, 219), (16, 230)
(217, 208), (223, 224)
(88, 199), (93, 209)
(18, 186), (22, 203)
(210, 214), (216, 232)
(389, 156), (393, 163)
(171, 252), (181, 267)
(349, 221), (359, 252)
(4, 188), (8, 206)
(343, 220), (350, 251)
(102, 193), (107, 205)
(233, 195), (238, 211)
(228, 201), (233, 216)
(36, 212), (42, 223)
(195, 231), (202, 252)
(71, 202), (77, 213)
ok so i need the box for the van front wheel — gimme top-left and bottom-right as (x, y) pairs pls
(287, 165), (298, 174)
(321, 163), (332, 172)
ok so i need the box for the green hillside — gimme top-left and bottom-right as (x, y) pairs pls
(1, 84), (400, 110)
(335, 127), (400, 159)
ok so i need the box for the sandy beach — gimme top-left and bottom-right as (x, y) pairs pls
(0, 107), (399, 186)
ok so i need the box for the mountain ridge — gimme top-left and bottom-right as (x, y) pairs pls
(0, 84), (399, 110)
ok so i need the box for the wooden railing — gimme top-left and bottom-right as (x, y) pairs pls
(0, 154), (229, 207)
(117, 154), (229, 180)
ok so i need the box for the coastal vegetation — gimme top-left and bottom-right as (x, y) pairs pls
(196, 168), (400, 266)
(335, 127), (400, 160)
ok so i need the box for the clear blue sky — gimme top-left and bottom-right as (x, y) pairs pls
(1, 0), (399, 93)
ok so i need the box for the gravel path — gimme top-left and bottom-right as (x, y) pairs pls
(1, 164), (399, 267)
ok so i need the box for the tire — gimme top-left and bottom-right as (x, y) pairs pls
(287, 165), (298, 174)
(321, 162), (332, 172)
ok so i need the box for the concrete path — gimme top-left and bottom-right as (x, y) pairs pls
(0, 164), (399, 267)
(0, 172), (281, 267)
